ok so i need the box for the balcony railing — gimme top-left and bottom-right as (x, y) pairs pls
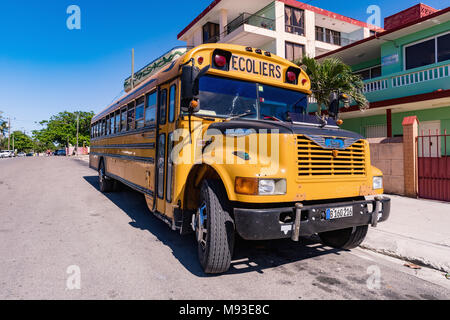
(285, 24), (304, 36)
(224, 13), (275, 37)
(316, 37), (358, 47)
(363, 63), (450, 94)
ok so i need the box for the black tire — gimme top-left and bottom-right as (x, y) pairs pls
(196, 180), (235, 274)
(98, 160), (114, 193)
(318, 225), (368, 249)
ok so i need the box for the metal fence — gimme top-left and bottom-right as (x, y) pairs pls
(417, 129), (450, 202)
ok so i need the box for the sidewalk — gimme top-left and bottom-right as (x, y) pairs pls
(362, 195), (450, 273)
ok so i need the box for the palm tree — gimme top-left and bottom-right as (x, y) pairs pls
(297, 56), (368, 116)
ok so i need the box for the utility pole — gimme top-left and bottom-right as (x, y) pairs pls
(12, 133), (14, 154)
(76, 113), (79, 155)
(131, 48), (135, 90)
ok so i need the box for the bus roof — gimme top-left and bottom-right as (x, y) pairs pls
(92, 44), (311, 123)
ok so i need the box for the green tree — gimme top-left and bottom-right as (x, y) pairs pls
(33, 111), (94, 148)
(12, 131), (34, 152)
(0, 111), (8, 140)
(297, 56), (368, 116)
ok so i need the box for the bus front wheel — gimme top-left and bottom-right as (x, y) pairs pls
(195, 180), (235, 274)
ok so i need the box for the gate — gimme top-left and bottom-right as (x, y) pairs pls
(417, 129), (450, 201)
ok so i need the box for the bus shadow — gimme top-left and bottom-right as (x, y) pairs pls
(83, 175), (345, 277)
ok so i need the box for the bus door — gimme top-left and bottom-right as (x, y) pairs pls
(155, 79), (178, 219)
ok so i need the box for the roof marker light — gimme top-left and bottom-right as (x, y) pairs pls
(287, 71), (297, 83)
(214, 55), (227, 67)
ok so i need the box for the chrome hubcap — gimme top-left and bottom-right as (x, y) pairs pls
(194, 203), (208, 250)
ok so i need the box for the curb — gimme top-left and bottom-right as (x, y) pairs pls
(361, 228), (450, 273)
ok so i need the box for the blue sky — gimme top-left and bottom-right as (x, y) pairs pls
(0, 0), (448, 134)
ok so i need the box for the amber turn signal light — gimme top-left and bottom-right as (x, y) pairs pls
(235, 177), (258, 195)
(190, 100), (199, 108)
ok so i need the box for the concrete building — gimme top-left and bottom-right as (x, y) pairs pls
(315, 4), (450, 141)
(177, 0), (382, 60)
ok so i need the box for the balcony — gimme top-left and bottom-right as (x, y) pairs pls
(361, 62), (450, 102)
(223, 12), (275, 37)
(306, 62), (450, 113)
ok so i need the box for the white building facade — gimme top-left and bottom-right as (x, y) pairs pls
(177, 0), (383, 61)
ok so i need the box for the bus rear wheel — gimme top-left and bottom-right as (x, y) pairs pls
(195, 180), (235, 274)
(318, 225), (368, 249)
(98, 161), (114, 193)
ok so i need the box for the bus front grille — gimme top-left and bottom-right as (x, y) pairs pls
(297, 136), (366, 177)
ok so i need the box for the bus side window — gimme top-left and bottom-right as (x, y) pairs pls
(110, 113), (115, 134)
(168, 84), (176, 123)
(106, 116), (111, 136)
(145, 91), (157, 125)
(101, 119), (105, 136)
(120, 108), (127, 132)
(135, 96), (145, 129)
(114, 111), (120, 134)
(127, 102), (135, 131)
(159, 89), (167, 125)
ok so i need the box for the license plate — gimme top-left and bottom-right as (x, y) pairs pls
(326, 206), (353, 220)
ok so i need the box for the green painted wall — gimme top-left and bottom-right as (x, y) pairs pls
(342, 106), (450, 137)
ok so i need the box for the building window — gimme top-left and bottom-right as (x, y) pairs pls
(354, 65), (382, 80)
(285, 42), (305, 62)
(405, 32), (450, 70)
(316, 26), (341, 46)
(203, 22), (220, 43)
(285, 6), (304, 35)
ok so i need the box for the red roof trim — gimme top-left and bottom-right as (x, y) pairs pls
(178, 0), (222, 39)
(315, 6), (450, 60)
(178, 0), (384, 39)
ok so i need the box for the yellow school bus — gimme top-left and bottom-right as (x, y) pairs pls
(90, 43), (390, 273)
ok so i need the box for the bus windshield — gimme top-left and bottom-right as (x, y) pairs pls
(197, 75), (307, 122)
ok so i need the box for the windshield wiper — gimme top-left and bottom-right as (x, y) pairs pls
(226, 111), (256, 121)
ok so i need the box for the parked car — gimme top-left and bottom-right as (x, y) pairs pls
(0, 150), (14, 158)
(17, 152), (26, 157)
(26, 152), (34, 157)
(54, 149), (66, 156)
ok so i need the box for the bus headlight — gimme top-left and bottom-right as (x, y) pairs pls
(373, 176), (383, 190)
(235, 177), (286, 195)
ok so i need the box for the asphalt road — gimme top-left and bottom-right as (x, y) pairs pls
(1, 156), (449, 300)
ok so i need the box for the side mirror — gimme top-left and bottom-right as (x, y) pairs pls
(328, 92), (340, 119)
(328, 92), (350, 119)
(181, 64), (210, 113)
